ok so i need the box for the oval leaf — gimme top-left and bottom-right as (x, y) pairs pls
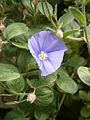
(35, 87), (54, 106)
(69, 7), (86, 25)
(56, 68), (78, 94)
(21, 0), (34, 16)
(0, 63), (20, 81)
(58, 11), (74, 28)
(64, 29), (79, 38)
(38, 1), (53, 18)
(6, 76), (25, 93)
(78, 66), (90, 86)
(34, 110), (49, 120)
(3, 22), (28, 40)
(79, 90), (90, 101)
(4, 109), (25, 120)
(66, 56), (86, 68)
(81, 105), (90, 118)
(29, 73), (57, 88)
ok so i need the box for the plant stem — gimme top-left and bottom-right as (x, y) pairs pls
(21, 70), (39, 77)
(55, 93), (66, 119)
(66, 36), (85, 41)
(5, 99), (27, 105)
(0, 93), (28, 97)
(58, 93), (66, 111)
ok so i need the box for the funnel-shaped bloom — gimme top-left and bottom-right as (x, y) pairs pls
(28, 31), (67, 76)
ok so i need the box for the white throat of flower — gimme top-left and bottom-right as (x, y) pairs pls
(39, 51), (48, 60)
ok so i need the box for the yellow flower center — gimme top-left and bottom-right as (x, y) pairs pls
(39, 51), (47, 60)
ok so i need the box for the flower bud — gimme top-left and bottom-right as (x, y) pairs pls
(23, 9), (28, 20)
(27, 92), (36, 104)
(0, 22), (5, 32)
(56, 29), (63, 38)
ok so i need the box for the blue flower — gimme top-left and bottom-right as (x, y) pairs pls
(28, 31), (67, 76)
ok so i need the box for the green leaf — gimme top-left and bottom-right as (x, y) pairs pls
(4, 109), (25, 120)
(58, 11), (74, 28)
(66, 56), (86, 68)
(35, 87), (54, 106)
(64, 20), (80, 38)
(6, 76), (25, 93)
(29, 73), (57, 88)
(17, 50), (37, 71)
(3, 22), (28, 40)
(21, 0), (34, 16)
(0, 73), (20, 82)
(34, 110), (49, 120)
(11, 34), (28, 49)
(56, 68), (78, 94)
(35, 99), (57, 115)
(0, 63), (20, 81)
(78, 67), (90, 86)
(86, 24), (90, 38)
(86, 24), (90, 52)
(38, 1), (53, 18)
(64, 29), (79, 38)
(20, 102), (34, 116)
(27, 23), (50, 37)
(69, 7), (86, 25)
(81, 105), (90, 118)
(79, 90), (90, 101)
(12, 42), (28, 49)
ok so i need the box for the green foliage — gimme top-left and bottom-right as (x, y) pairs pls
(78, 67), (90, 86)
(11, 35), (28, 49)
(3, 22), (28, 40)
(17, 50), (37, 71)
(56, 68), (78, 94)
(0, 0), (90, 120)
(6, 76), (25, 93)
(81, 105), (90, 118)
(4, 109), (25, 120)
(35, 86), (54, 106)
(21, 0), (34, 16)
(28, 73), (57, 88)
(69, 7), (86, 26)
(79, 90), (90, 101)
(34, 110), (49, 120)
(58, 11), (74, 28)
(0, 63), (20, 81)
(66, 56), (86, 68)
(38, 1), (53, 18)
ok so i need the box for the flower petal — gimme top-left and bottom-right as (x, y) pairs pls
(47, 50), (65, 71)
(40, 60), (55, 76)
(33, 31), (50, 51)
(28, 36), (40, 55)
(45, 34), (67, 53)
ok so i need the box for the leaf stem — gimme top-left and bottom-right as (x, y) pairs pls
(55, 93), (66, 118)
(58, 93), (66, 111)
(0, 93), (28, 97)
(5, 99), (27, 105)
(21, 70), (39, 77)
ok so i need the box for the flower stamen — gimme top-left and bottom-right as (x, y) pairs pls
(39, 51), (47, 60)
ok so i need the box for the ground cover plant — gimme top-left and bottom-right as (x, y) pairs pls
(0, 0), (90, 120)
